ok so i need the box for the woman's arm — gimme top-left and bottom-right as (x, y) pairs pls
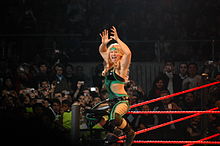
(111, 26), (131, 56)
(99, 43), (108, 62)
(110, 26), (131, 74)
(99, 29), (111, 62)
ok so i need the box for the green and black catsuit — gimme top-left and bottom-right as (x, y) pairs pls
(104, 67), (129, 123)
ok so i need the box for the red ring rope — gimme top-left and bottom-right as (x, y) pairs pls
(116, 81), (220, 144)
(118, 107), (219, 140)
(117, 140), (220, 144)
(183, 133), (220, 146)
(127, 111), (220, 114)
(130, 81), (220, 109)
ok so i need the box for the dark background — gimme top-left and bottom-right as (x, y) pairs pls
(0, 0), (220, 63)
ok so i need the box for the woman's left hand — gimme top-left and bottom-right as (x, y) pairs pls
(110, 26), (119, 41)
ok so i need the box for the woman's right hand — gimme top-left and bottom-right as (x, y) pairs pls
(99, 29), (111, 45)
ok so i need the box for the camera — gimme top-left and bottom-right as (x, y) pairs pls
(19, 66), (25, 72)
(208, 60), (214, 65)
(25, 88), (35, 93)
(132, 86), (138, 90)
(90, 87), (96, 92)
(54, 49), (60, 54)
(78, 81), (84, 85)
(63, 91), (70, 95)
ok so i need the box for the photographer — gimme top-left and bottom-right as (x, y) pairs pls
(73, 80), (85, 100)
(50, 64), (70, 93)
(61, 90), (73, 103)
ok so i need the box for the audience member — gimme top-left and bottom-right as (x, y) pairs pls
(64, 64), (78, 91)
(182, 63), (202, 90)
(50, 64), (71, 93)
(158, 61), (182, 94)
(33, 62), (51, 89)
(148, 77), (166, 100)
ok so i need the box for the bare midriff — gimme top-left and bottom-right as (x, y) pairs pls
(111, 83), (127, 96)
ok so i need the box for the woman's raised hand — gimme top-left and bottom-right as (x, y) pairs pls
(99, 29), (111, 45)
(110, 26), (119, 41)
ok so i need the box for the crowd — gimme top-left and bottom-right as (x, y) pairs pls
(1, 0), (220, 63)
(2, 0), (220, 41)
(0, 56), (220, 145)
(1, 0), (220, 145)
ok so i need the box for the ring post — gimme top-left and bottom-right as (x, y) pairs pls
(71, 103), (80, 143)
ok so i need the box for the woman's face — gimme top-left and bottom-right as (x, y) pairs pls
(156, 80), (164, 89)
(185, 93), (194, 103)
(142, 105), (150, 111)
(109, 46), (122, 63)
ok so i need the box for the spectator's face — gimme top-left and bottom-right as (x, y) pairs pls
(76, 66), (83, 74)
(56, 67), (63, 75)
(215, 75), (220, 81)
(191, 116), (201, 125)
(101, 92), (108, 99)
(62, 94), (70, 101)
(42, 100), (49, 107)
(41, 89), (49, 97)
(54, 93), (62, 99)
(34, 106), (44, 115)
(188, 64), (197, 76)
(5, 78), (13, 87)
(215, 100), (220, 109)
(24, 96), (30, 105)
(142, 105), (150, 111)
(52, 103), (60, 113)
(79, 95), (86, 106)
(156, 80), (164, 89)
(62, 104), (69, 112)
(5, 96), (14, 106)
(83, 95), (91, 104)
(28, 90), (36, 99)
(185, 93), (194, 103)
(160, 92), (170, 103)
(66, 66), (74, 74)
(130, 96), (137, 104)
(83, 89), (90, 97)
(127, 87), (135, 97)
(39, 65), (47, 73)
(41, 81), (49, 89)
(179, 64), (187, 75)
(78, 95), (84, 102)
(164, 62), (174, 73)
(93, 97), (101, 105)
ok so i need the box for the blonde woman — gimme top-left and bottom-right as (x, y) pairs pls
(99, 26), (135, 146)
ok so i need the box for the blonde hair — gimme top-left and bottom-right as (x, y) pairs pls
(102, 43), (123, 76)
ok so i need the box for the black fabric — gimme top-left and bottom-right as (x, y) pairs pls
(122, 123), (136, 146)
(105, 68), (125, 82)
(114, 113), (123, 126)
(104, 133), (119, 145)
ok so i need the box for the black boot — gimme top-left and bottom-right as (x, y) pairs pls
(104, 132), (119, 145)
(103, 120), (119, 145)
(123, 123), (136, 146)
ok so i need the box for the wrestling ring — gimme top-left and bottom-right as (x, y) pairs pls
(85, 81), (220, 145)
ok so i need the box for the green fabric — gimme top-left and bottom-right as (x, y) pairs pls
(109, 100), (129, 121)
(104, 68), (129, 120)
(92, 123), (104, 129)
(104, 79), (127, 99)
(63, 111), (72, 129)
(110, 47), (117, 51)
(104, 69), (128, 100)
(25, 107), (33, 113)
